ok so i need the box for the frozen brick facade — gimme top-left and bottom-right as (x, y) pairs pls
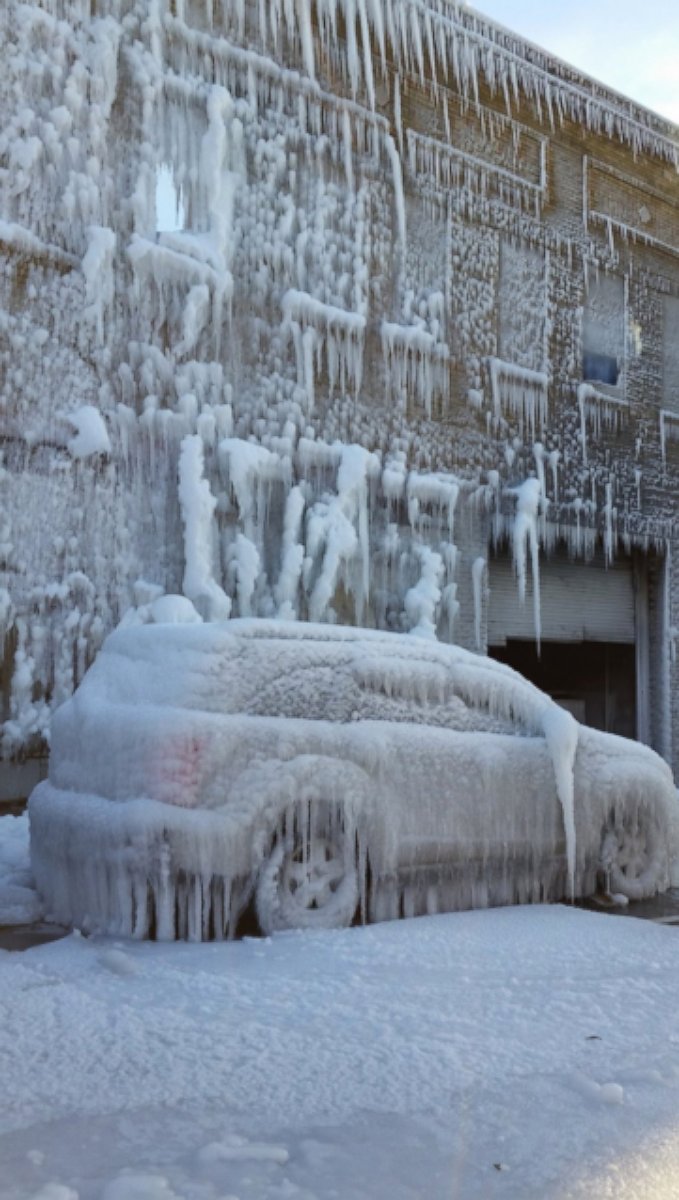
(0, 0), (678, 798)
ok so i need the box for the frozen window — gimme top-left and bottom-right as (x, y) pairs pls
(498, 239), (547, 373)
(582, 274), (624, 387)
(582, 351), (619, 386)
(245, 667), (355, 722)
(245, 659), (516, 733)
(155, 165), (185, 234)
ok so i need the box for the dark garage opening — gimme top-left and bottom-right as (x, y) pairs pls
(490, 640), (636, 739)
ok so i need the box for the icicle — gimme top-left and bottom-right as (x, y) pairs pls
(178, 436), (232, 621)
(472, 557), (485, 651)
(276, 486), (306, 618)
(228, 533), (261, 616)
(341, 107), (354, 193)
(543, 707), (579, 900)
(511, 478), (542, 651)
(296, 0), (316, 80)
(383, 133), (406, 249)
(282, 290), (366, 400)
(307, 444), (378, 624)
(404, 545), (444, 639)
(81, 226), (116, 344)
(356, 0), (376, 110)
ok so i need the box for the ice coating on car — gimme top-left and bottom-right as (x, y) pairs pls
(29, 620), (679, 938)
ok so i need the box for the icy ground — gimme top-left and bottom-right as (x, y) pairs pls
(3, 820), (679, 1198)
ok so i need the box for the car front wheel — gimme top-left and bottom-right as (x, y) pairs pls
(600, 815), (665, 901)
(256, 802), (359, 934)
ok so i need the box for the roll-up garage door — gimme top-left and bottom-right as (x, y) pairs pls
(487, 553), (635, 647)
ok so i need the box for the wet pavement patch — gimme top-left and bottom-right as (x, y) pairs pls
(0, 923), (68, 952)
(576, 888), (679, 923)
(4, 893), (679, 952)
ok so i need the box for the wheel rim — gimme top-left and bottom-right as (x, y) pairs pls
(601, 818), (663, 900)
(282, 838), (347, 913)
(611, 828), (650, 881)
(256, 806), (359, 934)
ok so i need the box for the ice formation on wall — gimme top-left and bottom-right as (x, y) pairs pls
(0, 0), (677, 764)
(178, 435), (232, 620)
(509, 478), (543, 648)
(489, 358), (549, 439)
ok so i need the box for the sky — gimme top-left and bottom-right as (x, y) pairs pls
(468, 0), (679, 126)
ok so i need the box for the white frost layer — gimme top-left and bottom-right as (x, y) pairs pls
(150, 594), (203, 625)
(66, 406), (111, 459)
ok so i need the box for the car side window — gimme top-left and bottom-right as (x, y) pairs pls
(352, 659), (518, 733)
(245, 666), (356, 723)
(241, 644), (521, 733)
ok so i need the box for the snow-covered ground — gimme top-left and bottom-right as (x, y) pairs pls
(3, 818), (679, 1198)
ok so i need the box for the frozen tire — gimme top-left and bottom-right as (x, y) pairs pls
(600, 815), (665, 901)
(256, 802), (359, 934)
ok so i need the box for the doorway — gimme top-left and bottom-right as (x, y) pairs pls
(489, 639), (636, 738)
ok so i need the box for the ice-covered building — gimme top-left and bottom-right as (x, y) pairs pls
(1, 0), (678, 802)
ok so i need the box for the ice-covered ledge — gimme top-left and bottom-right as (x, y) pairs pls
(127, 234), (227, 291)
(577, 383), (629, 465)
(381, 320), (451, 418)
(282, 290), (367, 407)
(0, 220), (77, 271)
(488, 357), (548, 439)
(406, 129), (546, 216)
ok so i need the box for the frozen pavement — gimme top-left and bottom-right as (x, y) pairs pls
(4, 812), (679, 1198)
(3, 905), (679, 1199)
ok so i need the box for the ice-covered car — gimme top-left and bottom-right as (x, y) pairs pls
(29, 617), (679, 940)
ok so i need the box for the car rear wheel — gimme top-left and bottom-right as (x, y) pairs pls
(256, 802), (359, 934)
(600, 815), (665, 901)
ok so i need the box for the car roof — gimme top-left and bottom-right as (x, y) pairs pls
(86, 617), (555, 734)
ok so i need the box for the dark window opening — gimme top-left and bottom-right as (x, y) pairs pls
(582, 351), (619, 386)
(489, 640), (635, 740)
